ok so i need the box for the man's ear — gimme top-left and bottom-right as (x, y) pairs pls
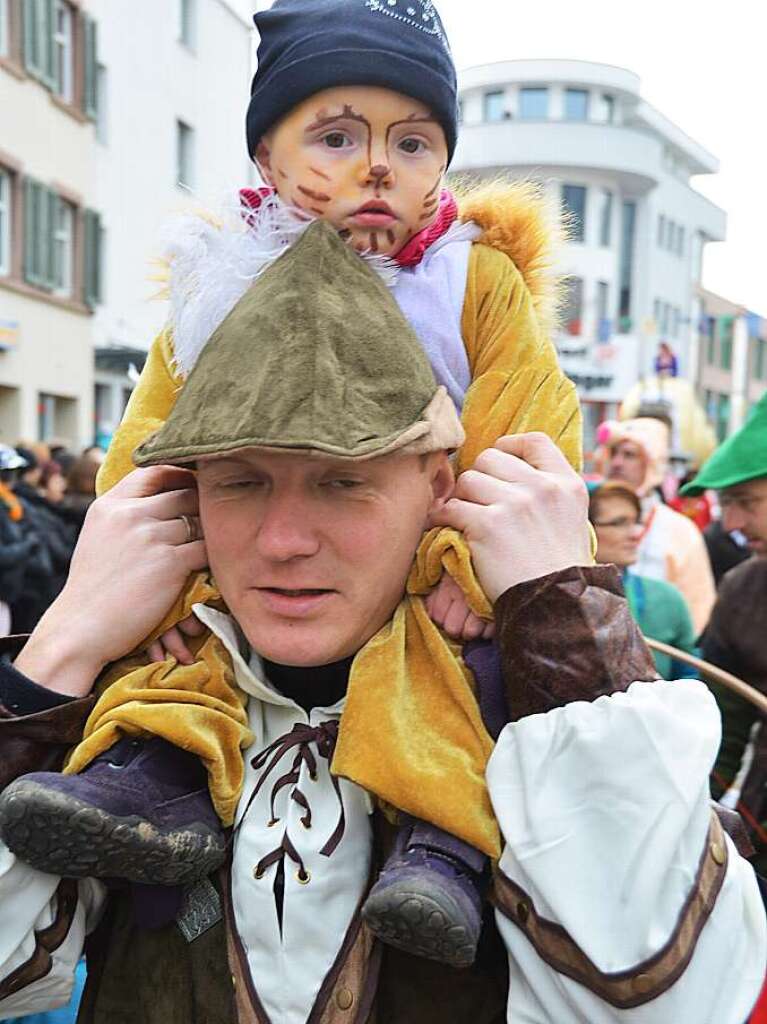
(254, 139), (275, 186)
(427, 452), (455, 517)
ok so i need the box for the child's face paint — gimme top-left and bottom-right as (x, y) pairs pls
(256, 86), (448, 258)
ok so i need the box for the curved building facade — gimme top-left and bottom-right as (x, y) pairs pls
(452, 60), (726, 450)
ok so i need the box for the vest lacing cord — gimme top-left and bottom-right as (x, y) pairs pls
(236, 721), (346, 884)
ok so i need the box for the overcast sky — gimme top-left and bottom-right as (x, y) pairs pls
(241, 0), (765, 313)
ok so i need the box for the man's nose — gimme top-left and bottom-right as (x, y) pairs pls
(254, 498), (321, 561)
(722, 504), (744, 534)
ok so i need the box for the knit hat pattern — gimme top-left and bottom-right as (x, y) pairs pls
(246, 0), (458, 163)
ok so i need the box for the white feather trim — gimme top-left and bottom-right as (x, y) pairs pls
(162, 194), (400, 379)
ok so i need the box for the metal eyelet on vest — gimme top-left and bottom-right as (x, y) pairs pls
(517, 900), (530, 925)
(296, 868), (311, 885)
(267, 817), (280, 828)
(253, 865), (265, 880)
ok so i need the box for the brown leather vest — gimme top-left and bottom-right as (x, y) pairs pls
(78, 867), (508, 1024)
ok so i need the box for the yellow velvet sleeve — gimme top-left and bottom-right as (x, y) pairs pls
(457, 242), (582, 474)
(97, 328), (181, 495)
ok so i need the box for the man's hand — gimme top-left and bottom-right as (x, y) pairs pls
(431, 433), (591, 603)
(15, 467), (208, 696)
(425, 574), (494, 641)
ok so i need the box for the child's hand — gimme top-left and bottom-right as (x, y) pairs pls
(425, 574), (495, 641)
(147, 613), (207, 665)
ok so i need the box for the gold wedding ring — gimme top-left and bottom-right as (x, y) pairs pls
(180, 514), (201, 543)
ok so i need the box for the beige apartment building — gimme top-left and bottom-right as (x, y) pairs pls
(0, 0), (102, 448)
(697, 288), (767, 442)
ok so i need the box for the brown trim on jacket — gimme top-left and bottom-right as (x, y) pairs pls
(495, 564), (660, 721)
(492, 811), (728, 1009)
(0, 878), (79, 1001)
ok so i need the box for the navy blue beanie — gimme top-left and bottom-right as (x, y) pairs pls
(246, 0), (458, 164)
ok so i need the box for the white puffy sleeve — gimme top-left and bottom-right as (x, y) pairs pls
(0, 843), (105, 1018)
(488, 678), (766, 1023)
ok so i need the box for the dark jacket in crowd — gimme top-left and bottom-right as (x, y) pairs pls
(10, 485), (78, 633)
(705, 556), (767, 874)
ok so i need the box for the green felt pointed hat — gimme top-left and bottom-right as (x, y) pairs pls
(681, 390), (767, 495)
(134, 220), (464, 467)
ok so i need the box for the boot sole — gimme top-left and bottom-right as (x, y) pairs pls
(362, 876), (479, 968)
(0, 779), (226, 885)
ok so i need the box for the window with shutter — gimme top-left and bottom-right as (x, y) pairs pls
(23, 0), (55, 87)
(82, 12), (98, 118)
(83, 208), (103, 308)
(23, 177), (57, 291)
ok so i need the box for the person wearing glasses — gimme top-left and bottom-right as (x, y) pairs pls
(589, 480), (699, 680)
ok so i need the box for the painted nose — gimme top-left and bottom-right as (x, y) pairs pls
(367, 164), (394, 189)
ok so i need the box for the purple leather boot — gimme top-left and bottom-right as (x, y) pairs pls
(0, 736), (226, 885)
(362, 816), (486, 968)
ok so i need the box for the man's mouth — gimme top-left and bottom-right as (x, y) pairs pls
(255, 587), (337, 617)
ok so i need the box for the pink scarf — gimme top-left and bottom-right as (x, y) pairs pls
(238, 187), (458, 269)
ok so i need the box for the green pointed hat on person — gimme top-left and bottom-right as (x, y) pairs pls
(681, 390), (767, 495)
(133, 221), (464, 467)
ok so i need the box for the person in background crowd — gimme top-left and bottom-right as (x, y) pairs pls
(63, 449), (104, 528)
(668, 467), (713, 531)
(597, 416), (716, 635)
(654, 340), (678, 377)
(11, 450), (77, 632)
(703, 519), (751, 586)
(0, 447), (46, 640)
(589, 481), (698, 680)
(682, 392), (767, 876)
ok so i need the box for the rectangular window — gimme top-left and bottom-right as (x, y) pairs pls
(23, 177), (56, 290)
(81, 13), (98, 119)
(717, 393), (731, 442)
(564, 88), (589, 121)
(672, 306), (680, 339)
(179, 0), (196, 48)
(562, 276), (583, 335)
(518, 87), (548, 120)
(562, 184), (587, 243)
(83, 207), (103, 308)
(598, 188), (612, 246)
(653, 299), (661, 330)
(596, 280), (611, 341)
(23, 0), (55, 87)
(483, 90), (505, 122)
(176, 120), (194, 189)
(719, 316), (734, 370)
(52, 0), (72, 101)
(757, 339), (767, 380)
(52, 197), (74, 296)
(706, 319), (716, 364)
(602, 94), (615, 123)
(0, 0), (9, 57)
(657, 213), (665, 247)
(677, 225), (685, 257)
(619, 200), (636, 320)
(0, 168), (10, 276)
(666, 218), (675, 251)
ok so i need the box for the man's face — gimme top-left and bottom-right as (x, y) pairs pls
(719, 476), (767, 552)
(256, 85), (449, 259)
(197, 448), (453, 666)
(606, 440), (647, 491)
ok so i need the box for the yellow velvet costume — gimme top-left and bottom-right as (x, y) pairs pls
(66, 182), (581, 860)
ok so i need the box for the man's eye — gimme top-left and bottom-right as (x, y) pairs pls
(321, 131), (353, 149)
(324, 479), (361, 490)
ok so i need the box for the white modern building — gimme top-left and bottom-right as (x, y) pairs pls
(87, 0), (255, 446)
(453, 60), (727, 450)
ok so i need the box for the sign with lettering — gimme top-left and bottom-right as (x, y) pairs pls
(0, 319), (19, 351)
